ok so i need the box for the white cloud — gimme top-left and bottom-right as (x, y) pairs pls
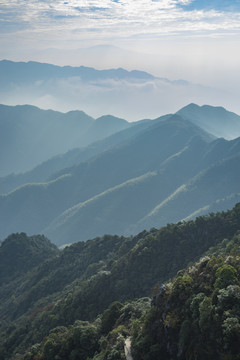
(1, 0), (240, 41)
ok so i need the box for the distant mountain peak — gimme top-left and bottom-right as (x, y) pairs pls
(180, 103), (234, 115)
(180, 103), (200, 110)
(177, 103), (240, 140)
(95, 114), (129, 124)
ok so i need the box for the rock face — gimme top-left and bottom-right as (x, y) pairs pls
(124, 338), (133, 360)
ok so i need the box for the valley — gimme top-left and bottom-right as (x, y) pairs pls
(0, 103), (240, 246)
(1, 1), (240, 358)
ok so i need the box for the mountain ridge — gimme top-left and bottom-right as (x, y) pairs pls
(0, 103), (130, 176)
(0, 59), (156, 85)
(1, 203), (240, 359)
(1, 110), (240, 244)
(1, 103), (240, 245)
(177, 103), (240, 139)
(0, 58), (230, 120)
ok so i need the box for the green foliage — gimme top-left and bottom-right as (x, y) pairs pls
(214, 264), (239, 290)
(21, 321), (100, 360)
(0, 232), (59, 285)
(190, 292), (205, 319)
(132, 237), (240, 360)
(198, 296), (213, 332)
(172, 274), (193, 300)
(222, 317), (240, 351)
(101, 302), (123, 335)
(12, 298), (150, 360)
(217, 285), (240, 312)
(178, 320), (192, 351)
(1, 204), (240, 359)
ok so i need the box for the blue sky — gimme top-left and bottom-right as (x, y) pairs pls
(178, 0), (240, 11)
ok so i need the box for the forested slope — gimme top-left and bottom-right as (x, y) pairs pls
(1, 203), (240, 359)
(12, 231), (240, 360)
(132, 232), (240, 359)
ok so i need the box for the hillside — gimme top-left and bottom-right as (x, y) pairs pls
(178, 103), (240, 139)
(0, 117), (152, 194)
(0, 203), (240, 359)
(0, 114), (215, 243)
(137, 149), (240, 231)
(0, 104), (129, 176)
(132, 231), (240, 359)
(1, 110), (240, 245)
(1, 104), (240, 245)
(0, 233), (59, 285)
(43, 135), (240, 245)
(12, 233), (240, 360)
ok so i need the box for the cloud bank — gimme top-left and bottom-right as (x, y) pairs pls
(1, 0), (240, 42)
(0, 73), (236, 121)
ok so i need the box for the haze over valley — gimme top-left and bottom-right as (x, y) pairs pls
(1, 101), (240, 246)
(1, 1), (240, 359)
(0, 59), (235, 121)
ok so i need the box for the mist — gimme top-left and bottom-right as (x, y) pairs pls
(2, 34), (240, 118)
(0, 62), (238, 121)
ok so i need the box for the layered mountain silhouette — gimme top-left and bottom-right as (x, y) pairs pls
(0, 104), (129, 176)
(0, 59), (155, 86)
(0, 59), (227, 120)
(1, 103), (240, 245)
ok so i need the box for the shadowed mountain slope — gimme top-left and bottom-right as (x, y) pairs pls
(177, 103), (240, 139)
(1, 112), (240, 245)
(1, 102), (239, 191)
(0, 114), (212, 241)
(0, 115), (156, 194)
(44, 136), (240, 245)
(1, 104), (240, 245)
(0, 233), (59, 285)
(0, 104), (130, 176)
(137, 150), (240, 231)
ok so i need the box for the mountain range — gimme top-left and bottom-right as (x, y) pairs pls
(0, 103), (240, 245)
(0, 104), (129, 176)
(0, 59), (229, 120)
(0, 59), (155, 86)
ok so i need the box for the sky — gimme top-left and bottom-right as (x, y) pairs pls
(0, 0), (240, 116)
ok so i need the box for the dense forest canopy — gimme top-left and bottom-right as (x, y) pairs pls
(1, 203), (240, 359)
